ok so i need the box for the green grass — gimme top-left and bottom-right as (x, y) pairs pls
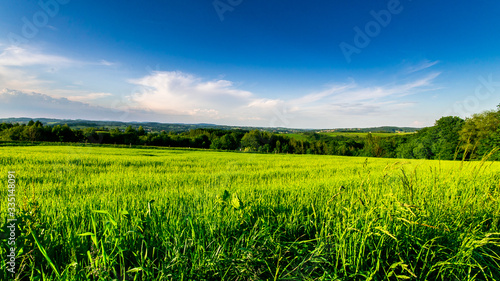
(0, 145), (499, 280)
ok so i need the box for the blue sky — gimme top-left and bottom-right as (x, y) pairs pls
(0, 0), (499, 129)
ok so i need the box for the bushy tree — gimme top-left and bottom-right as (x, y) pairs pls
(241, 130), (263, 151)
(52, 124), (76, 142)
(431, 116), (465, 160)
(137, 126), (146, 136)
(459, 110), (500, 159)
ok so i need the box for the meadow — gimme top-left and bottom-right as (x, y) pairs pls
(0, 145), (499, 280)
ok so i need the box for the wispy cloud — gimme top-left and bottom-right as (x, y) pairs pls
(67, 92), (114, 102)
(405, 60), (440, 74)
(0, 46), (74, 66)
(288, 72), (440, 108)
(0, 45), (77, 94)
(0, 45), (123, 104)
(0, 89), (154, 121)
(99, 59), (115, 66)
(0, 65), (52, 93)
(290, 83), (356, 105)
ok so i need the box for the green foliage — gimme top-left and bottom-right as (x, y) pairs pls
(459, 110), (500, 160)
(0, 105), (498, 161)
(432, 116), (465, 160)
(240, 129), (265, 151)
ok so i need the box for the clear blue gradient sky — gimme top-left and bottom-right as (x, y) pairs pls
(0, 0), (499, 128)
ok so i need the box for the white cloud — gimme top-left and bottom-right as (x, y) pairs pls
(99, 59), (114, 66)
(248, 98), (284, 109)
(306, 73), (439, 106)
(290, 83), (356, 105)
(0, 45), (116, 68)
(67, 92), (114, 102)
(129, 71), (254, 119)
(284, 73), (440, 115)
(0, 46), (74, 66)
(0, 45), (125, 106)
(0, 45), (79, 94)
(405, 60), (440, 74)
(0, 65), (55, 95)
(127, 70), (441, 128)
(0, 89), (149, 121)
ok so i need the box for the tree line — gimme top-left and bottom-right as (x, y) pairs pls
(1, 106), (499, 160)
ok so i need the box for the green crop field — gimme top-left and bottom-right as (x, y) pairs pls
(1, 145), (499, 280)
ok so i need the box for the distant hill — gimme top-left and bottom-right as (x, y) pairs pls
(0, 117), (421, 133)
(0, 117), (312, 133)
(320, 126), (420, 133)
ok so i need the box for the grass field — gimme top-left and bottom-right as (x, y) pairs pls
(1, 145), (499, 280)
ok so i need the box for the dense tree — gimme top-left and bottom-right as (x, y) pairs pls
(137, 126), (146, 136)
(363, 133), (383, 157)
(23, 126), (41, 142)
(459, 110), (500, 159)
(275, 140), (281, 153)
(125, 125), (135, 134)
(52, 124), (76, 142)
(211, 133), (239, 150)
(241, 130), (263, 151)
(431, 116), (465, 160)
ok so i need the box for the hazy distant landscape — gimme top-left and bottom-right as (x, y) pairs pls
(0, 117), (420, 133)
(1, 107), (498, 161)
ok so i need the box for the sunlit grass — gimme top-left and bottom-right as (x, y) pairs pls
(0, 145), (499, 280)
